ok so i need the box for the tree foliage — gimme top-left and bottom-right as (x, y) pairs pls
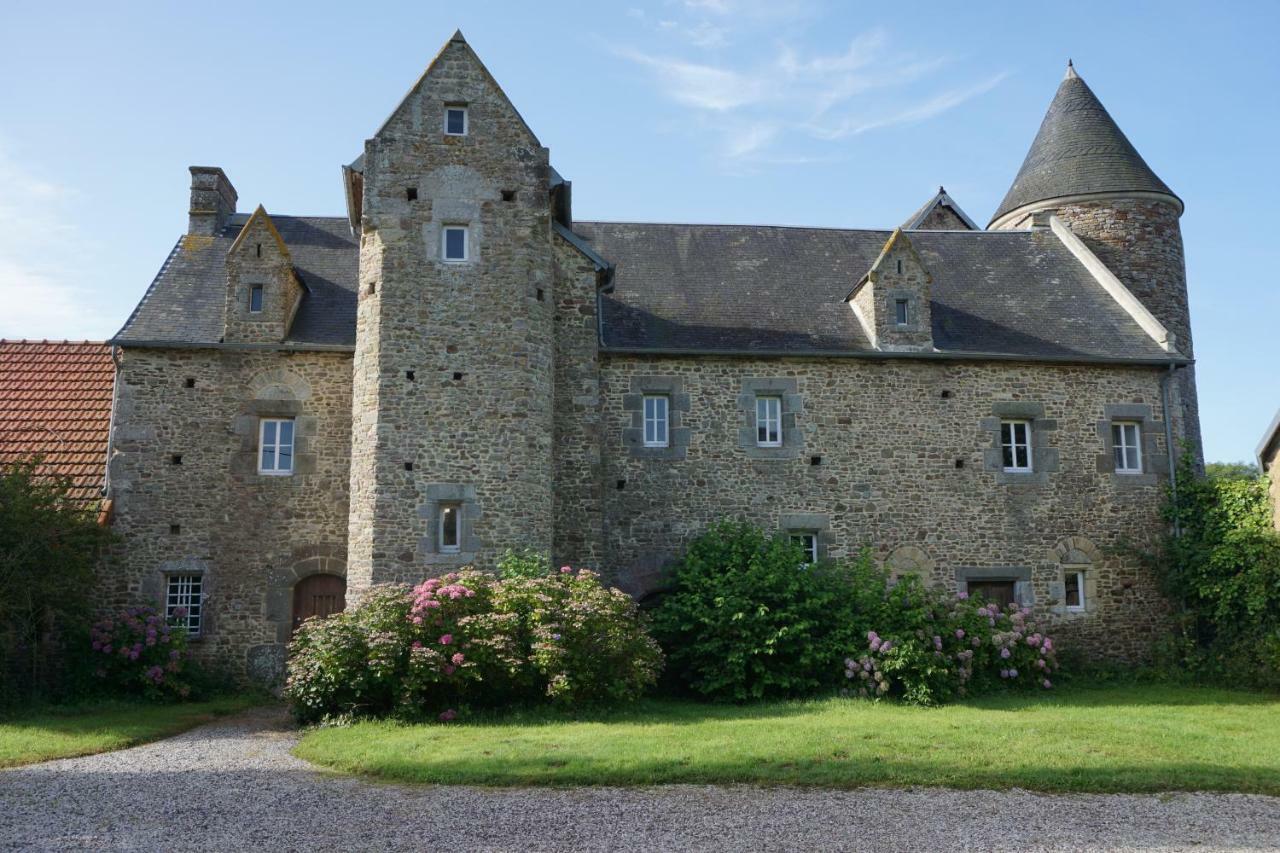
(0, 459), (114, 705)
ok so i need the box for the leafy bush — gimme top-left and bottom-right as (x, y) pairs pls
(844, 586), (1059, 706)
(496, 547), (552, 579)
(651, 521), (873, 701)
(0, 459), (114, 706)
(1156, 450), (1280, 688)
(88, 605), (193, 700)
(285, 568), (662, 723)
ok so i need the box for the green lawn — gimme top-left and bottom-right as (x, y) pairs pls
(0, 695), (260, 768)
(294, 685), (1280, 793)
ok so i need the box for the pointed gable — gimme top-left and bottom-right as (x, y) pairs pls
(990, 63), (1179, 226)
(223, 206), (304, 343)
(902, 187), (979, 231)
(848, 229), (934, 352)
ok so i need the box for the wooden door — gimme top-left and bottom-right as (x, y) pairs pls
(292, 574), (346, 633)
(967, 579), (1016, 607)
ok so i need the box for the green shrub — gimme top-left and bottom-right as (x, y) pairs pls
(496, 547), (552, 579)
(651, 521), (872, 701)
(1156, 451), (1280, 688)
(285, 568), (662, 723)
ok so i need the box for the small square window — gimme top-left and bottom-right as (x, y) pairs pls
(445, 106), (468, 136)
(790, 532), (819, 566)
(643, 395), (670, 448)
(442, 226), (468, 262)
(894, 298), (909, 326)
(756, 396), (782, 447)
(1000, 420), (1032, 472)
(166, 573), (203, 636)
(258, 418), (295, 475)
(1112, 421), (1142, 473)
(249, 284), (264, 313)
(439, 503), (461, 553)
(1064, 570), (1085, 611)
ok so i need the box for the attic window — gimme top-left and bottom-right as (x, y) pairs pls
(894, 298), (909, 326)
(256, 243), (262, 258)
(895, 259), (903, 274)
(445, 106), (468, 136)
(249, 284), (264, 313)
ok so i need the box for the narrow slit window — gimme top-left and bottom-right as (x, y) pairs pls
(258, 418), (295, 475)
(642, 395), (670, 448)
(442, 226), (468, 262)
(249, 284), (264, 313)
(894, 298), (909, 326)
(166, 573), (203, 637)
(439, 503), (461, 553)
(1112, 421), (1142, 473)
(756, 396), (782, 447)
(791, 532), (818, 566)
(445, 106), (468, 136)
(1064, 570), (1085, 611)
(1000, 420), (1032, 472)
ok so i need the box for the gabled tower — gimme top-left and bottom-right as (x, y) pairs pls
(346, 31), (556, 591)
(990, 62), (1200, 459)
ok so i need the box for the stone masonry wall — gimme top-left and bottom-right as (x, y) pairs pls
(106, 347), (352, 683)
(347, 36), (556, 590)
(599, 355), (1175, 661)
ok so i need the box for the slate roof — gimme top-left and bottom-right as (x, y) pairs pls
(114, 210), (1178, 364)
(0, 341), (114, 504)
(113, 214), (358, 347)
(575, 222), (1174, 362)
(991, 65), (1178, 224)
(902, 187), (979, 231)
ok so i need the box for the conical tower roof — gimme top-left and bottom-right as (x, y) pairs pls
(990, 63), (1178, 226)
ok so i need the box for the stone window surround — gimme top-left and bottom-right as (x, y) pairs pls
(623, 376), (691, 460)
(1095, 403), (1167, 486)
(1049, 536), (1102, 617)
(737, 378), (804, 459)
(779, 512), (832, 562)
(883, 288), (923, 332)
(424, 197), (484, 267)
(142, 558), (211, 640)
(231, 400), (318, 477)
(417, 483), (481, 565)
(981, 401), (1058, 485)
(954, 565), (1034, 607)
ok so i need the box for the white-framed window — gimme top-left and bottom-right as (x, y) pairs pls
(258, 418), (295, 475)
(444, 105), (468, 136)
(166, 573), (203, 636)
(1000, 419), (1032, 472)
(756, 396), (782, 447)
(442, 226), (469, 262)
(249, 284), (264, 313)
(791, 532), (819, 566)
(894, 298), (909, 326)
(643, 395), (670, 448)
(1064, 570), (1085, 611)
(1112, 421), (1142, 473)
(439, 503), (461, 553)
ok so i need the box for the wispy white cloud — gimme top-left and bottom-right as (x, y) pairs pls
(617, 7), (1006, 166)
(0, 141), (106, 341)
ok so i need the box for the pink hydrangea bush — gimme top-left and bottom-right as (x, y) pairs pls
(88, 605), (191, 700)
(843, 585), (1060, 705)
(286, 566), (662, 723)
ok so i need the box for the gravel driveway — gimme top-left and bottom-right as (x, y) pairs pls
(2, 706), (1278, 852)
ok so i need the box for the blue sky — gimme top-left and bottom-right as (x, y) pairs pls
(1, 1), (1275, 463)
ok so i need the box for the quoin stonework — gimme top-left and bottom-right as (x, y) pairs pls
(104, 34), (1200, 682)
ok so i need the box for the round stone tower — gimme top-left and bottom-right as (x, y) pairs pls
(346, 31), (556, 591)
(989, 62), (1201, 459)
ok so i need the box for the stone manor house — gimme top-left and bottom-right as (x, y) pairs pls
(103, 32), (1200, 682)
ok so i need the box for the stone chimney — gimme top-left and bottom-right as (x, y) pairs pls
(188, 166), (238, 236)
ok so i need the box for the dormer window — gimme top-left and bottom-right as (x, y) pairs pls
(442, 226), (469, 262)
(895, 259), (903, 274)
(249, 284), (264, 313)
(894, 298), (909, 326)
(445, 105), (468, 136)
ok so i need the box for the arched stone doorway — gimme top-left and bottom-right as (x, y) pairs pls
(291, 573), (346, 634)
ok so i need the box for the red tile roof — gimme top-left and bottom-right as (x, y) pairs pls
(0, 340), (115, 505)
